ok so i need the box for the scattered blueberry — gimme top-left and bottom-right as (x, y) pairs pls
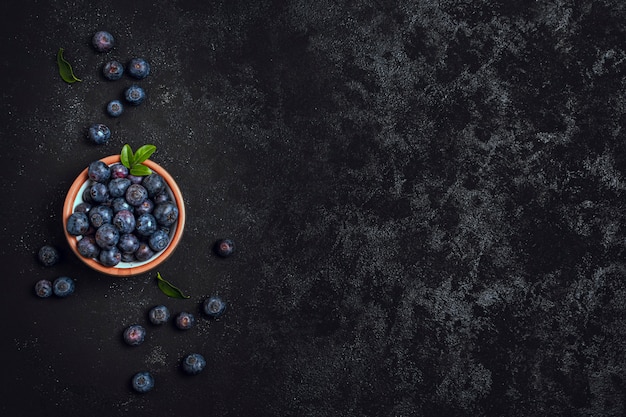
(124, 85), (146, 106)
(175, 312), (195, 330)
(125, 184), (148, 206)
(107, 100), (124, 117)
(66, 212), (90, 236)
(102, 60), (124, 80)
(148, 229), (170, 252)
(123, 324), (146, 346)
(134, 243), (155, 262)
(38, 245), (59, 267)
(95, 223), (120, 249)
(142, 174), (165, 197)
(92, 31), (115, 52)
(88, 160), (111, 183)
(127, 58), (150, 79)
(35, 279), (53, 298)
(135, 213), (157, 237)
(87, 124), (111, 145)
(131, 371), (154, 393)
(153, 201), (178, 227)
(108, 177), (131, 198)
(53, 276), (75, 297)
(89, 205), (113, 228)
(181, 353), (206, 375)
(77, 235), (100, 258)
(148, 305), (170, 325)
(214, 239), (235, 257)
(203, 296), (227, 318)
(118, 233), (140, 254)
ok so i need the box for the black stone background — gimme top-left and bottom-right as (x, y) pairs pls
(2, 0), (626, 416)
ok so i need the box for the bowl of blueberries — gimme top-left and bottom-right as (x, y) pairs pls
(63, 149), (185, 276)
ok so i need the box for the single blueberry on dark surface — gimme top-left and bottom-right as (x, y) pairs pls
(175, 312), (195, 330)
(87, 124), (111, 145)
(35, 279), (53, 298)
(108, 177), (131, 198)
(88, 160), (111, 183)
(92, 31), (115, 52)
(142, 174), (165, 197)
(125, 85), (146, 106)
(214, 239), (235, 257)
(89, 182), (109, 203)
(127, 58), (150, 79)
(99, 247), (121, 266)
(38, 245), (59, 267)
(118, 233), (140, 253)
(77, 235), (100, 258)
(135, 213), (157, 236)
(67, 212), (90, 236)
(134, 243), (155, 262)
(135, 199), (154, 216)
(111, 197), (133, 214)
(153, 201), (178, 227)
(89, 205), (113, 228)
(102, 60), (123, 80)
(53, 276), (75, 297)
(148, 229), (170, 252)
(110, 163), (129, 179)
(123, 324), (146, 346)
(148, 305), (170, 325)
(106, 100), (124, 117)
(95, 223), (120, 249)
(181, 353), (206, 375)
(131, 372), (154, 393)
(125, 184), (148, 206)
(113, 210), (136, 234)
(203, 296), (227, 318)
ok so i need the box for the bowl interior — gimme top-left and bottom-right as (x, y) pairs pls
(63, 155), (185, 276)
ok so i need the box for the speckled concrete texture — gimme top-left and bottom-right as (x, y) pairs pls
(3, 0), (626, 416)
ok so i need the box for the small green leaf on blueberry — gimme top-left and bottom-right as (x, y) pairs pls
(120, 143), (155, 176)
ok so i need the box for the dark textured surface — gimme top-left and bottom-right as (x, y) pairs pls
(3, 0), (626, 416)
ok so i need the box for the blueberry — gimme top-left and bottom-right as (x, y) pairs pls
(89, 182), (109, 203)
(102, 60), (124, 80)
(131, 372), (154, 393)
(110, 163), (129, 179)
(66, 212), (90, 236)
(153, 202), (178, 227)
(148, 229), (170, 252)
(92, 31), (115, 52)
(35, 279), (53, 298)
(127, 174), (144, 184)
(214, 239), (235, 257)
(107, 100), (124, 117)
(175, 312), (195, 330)
(136, 213), (157, 237)
(87, 124), (111, 145)
(38, 245), (59, 267)
(53, 276), (75, 297)
(111, 197), (133, 214)
(142, 173), (165, 197)
(88, 160), (111, 183)
(127, 58), (150, 79)
(77, 235), (100, 258)
(135, 199), (154, 216)
(95, 223), (120, 249)
(134, 243), (155, 262)
(148, 305), (170, 325)
(89, 205), (113, 228)
(113, 210), (136, 234)
(203, 296), (227, 318)
(108, 177), (131, 198)
(82, 186), (94, 204)
(74, 202), (92, 214)
(181, 353), (206, 375)
(123, 324), (146, 346)
(124, 85), (146, 106)
(99, 247), (121, 266)
(118, 233), (140, 253)
(125, 184), (148, 206)
(153, 192), (170, 204)
(121, 252), (136, 262)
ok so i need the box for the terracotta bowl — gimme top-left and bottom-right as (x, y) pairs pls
(63, 155), (185, 276)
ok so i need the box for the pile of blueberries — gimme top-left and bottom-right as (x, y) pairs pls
(87, 30), (151, 145)
(124, 297), (227, 393)
(66, 159), (178, 266)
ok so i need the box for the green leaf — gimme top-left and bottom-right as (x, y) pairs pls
(133, 144), (156, 164)
(156, 272), (190, 299)
(129, 164), (152, 176)
(57, 48), (82, 83)
(120, 144), (133, 169)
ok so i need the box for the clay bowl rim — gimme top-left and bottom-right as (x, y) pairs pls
(62, 155), (185, 276)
